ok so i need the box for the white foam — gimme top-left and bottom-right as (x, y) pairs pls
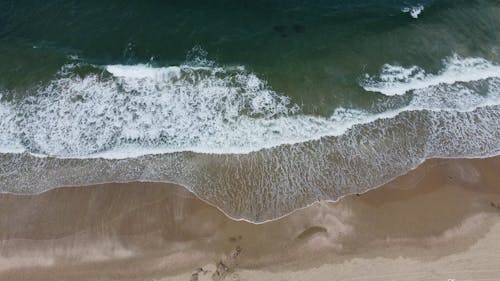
(0, 63), (334, 156)
(362, 55), (500, 96)
(106, 64), (183, 80)
(0, 94), (24, 153)
(401, 5), (424, 19)
(0, 55), (500, 158)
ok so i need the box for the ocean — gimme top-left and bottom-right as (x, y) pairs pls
(1, 0), (499, 221)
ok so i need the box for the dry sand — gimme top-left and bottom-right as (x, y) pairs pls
(0, 157), (499, 281)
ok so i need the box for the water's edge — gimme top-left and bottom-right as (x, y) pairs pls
(2, 154), (498, 224)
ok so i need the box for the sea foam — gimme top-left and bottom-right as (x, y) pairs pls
(362, 55), (500, 96)
(1, 56), (500, 221)
(401, 5), (424, 19)
(0, 55), (499, 158)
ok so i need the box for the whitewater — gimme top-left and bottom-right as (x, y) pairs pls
(0, 54), (499, 159)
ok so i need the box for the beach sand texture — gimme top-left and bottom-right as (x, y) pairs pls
(1, 157), (499, 281)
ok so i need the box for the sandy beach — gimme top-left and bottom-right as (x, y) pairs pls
(1, 156), (499, 281)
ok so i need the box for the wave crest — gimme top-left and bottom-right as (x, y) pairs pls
(362, 55), (500, 96)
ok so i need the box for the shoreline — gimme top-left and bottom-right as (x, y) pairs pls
(0, 156), (499, 280)
(1, 153), (499, 225)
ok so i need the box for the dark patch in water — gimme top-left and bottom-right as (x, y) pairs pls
(273, 25), (288, 37)
(293, 24), (305, 33)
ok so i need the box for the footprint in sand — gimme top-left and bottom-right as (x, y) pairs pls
(212, 246), (243, 281)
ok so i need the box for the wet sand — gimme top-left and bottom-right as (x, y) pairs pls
(0, 157), (499, 281)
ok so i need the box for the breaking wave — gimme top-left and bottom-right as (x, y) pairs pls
(1, 54), (500, 221)
(0, 54), (499, 158)
(362, 55), (500, 96)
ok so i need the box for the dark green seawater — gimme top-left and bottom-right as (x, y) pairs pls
(2, 0), (500, 112)
(1, 0), (500, 221)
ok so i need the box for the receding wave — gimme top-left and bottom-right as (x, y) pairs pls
(1, 54), (499, 222)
